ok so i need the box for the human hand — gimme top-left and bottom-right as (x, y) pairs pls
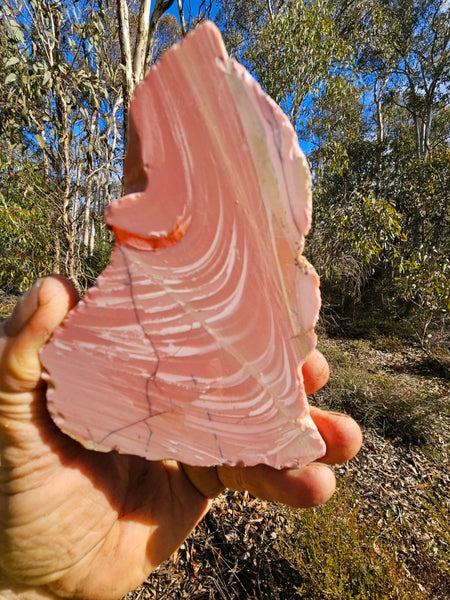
(0, 277), (361, 600)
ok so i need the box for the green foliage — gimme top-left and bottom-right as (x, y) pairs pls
(386, 150), (449, 341)
(0, 147), (55, 293)
(310, 137), (449, 339)
(310, 190), (406, 303)
(0, 199), (54, 293)
(303, 74), (365, 150)
(298, 1), (450, 335)
(398, 246), (449, 346)
(0, 0), (124, 290)
(399, 247), (449, 313)
(352, 0), (449, 158)
(245, 0), (352, 123)
(386, 150), (450, 249)
(80, 234), (114, 289)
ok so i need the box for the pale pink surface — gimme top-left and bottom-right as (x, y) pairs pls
(41, 22), (326, 469)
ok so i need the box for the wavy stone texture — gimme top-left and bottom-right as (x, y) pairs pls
(41, 21), (326, 469)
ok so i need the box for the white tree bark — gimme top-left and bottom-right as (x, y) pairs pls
(117, 0), (177, 143)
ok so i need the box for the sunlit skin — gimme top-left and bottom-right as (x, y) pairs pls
(0, 276), (362, 600)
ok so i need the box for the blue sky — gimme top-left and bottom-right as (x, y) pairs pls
(167, 0), (218, 24)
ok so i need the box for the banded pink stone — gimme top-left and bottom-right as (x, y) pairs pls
(41, 22), (326, 469)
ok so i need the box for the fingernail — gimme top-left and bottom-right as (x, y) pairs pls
(4, 279), (43, 337)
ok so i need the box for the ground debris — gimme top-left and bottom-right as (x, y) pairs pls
(129, 490), (304, 599)
(124, 336), (449, 599)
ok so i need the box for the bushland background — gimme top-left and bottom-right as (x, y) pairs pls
(1, 1), (448, 598)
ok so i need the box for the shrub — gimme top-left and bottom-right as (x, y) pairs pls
(0, 193), (55, 294)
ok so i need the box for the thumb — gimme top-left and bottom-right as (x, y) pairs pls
(1, 276), (78, 392)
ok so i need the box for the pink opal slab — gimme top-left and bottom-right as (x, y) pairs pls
(41, 21), (326, 469)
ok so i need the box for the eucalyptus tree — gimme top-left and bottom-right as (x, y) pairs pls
(116, 0), (183, 143)
(217, 0), (449, 336)
(353, 0), (449, 159)
(218, 0), (352, 129)
(1, 0), (123, 291)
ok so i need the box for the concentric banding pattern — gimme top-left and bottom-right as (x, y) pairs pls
(42, 21), (325, 469)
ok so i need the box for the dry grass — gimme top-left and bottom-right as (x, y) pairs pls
(126, 336), (449, 599)
(277, 479), (422, 599)
(314, 337), (449, 448)
(278, 430), (449, 599)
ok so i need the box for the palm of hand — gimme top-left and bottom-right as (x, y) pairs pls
(1, 412), (208, 599)
(0, 279), (209, 600)
(0, 277), (361, 600)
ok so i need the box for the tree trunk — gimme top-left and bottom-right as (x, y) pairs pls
(117, 0), (177, 145)
(144, 0), (176, 73)
(133, 0), (152, 84)
(117, 0), (134, 145)
(374, 74), (389, 144)
(178, 0), (187, 35)
(60, 92), (79, 290)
